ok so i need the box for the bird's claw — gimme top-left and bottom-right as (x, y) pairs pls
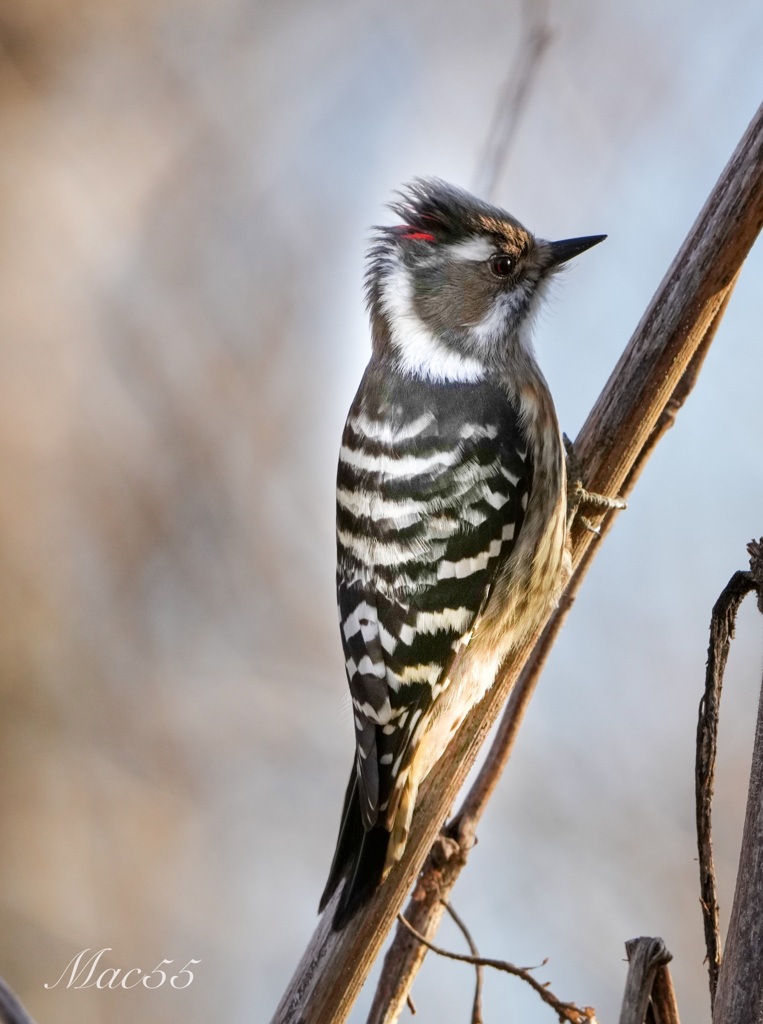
(563, 433), (626, 533)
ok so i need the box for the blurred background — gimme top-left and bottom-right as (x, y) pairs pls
(0, 0), (762, 1021)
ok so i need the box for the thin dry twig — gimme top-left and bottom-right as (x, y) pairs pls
(397, 913), (596, 1024)
(711, 539), (763, 1024)
(441, 903), (484, 1024)
(695, 562), (759, 1002)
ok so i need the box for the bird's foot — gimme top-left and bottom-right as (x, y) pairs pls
(564, 433), (627, 534)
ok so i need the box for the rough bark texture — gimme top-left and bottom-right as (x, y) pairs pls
(620, 938), (679, 1024)
(712, 676), (763, 1024)
(696, 570), (757, 1003)
(711, 541), (763, 1024)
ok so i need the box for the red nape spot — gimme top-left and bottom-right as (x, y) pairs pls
(401, 230), (436, 242)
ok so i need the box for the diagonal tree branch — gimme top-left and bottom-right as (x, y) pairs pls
(364, 275), (738, 1024)
(270, 101), (763, 1024)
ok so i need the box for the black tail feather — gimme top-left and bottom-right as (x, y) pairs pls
(319, 767), (358, 911)
(320, 764), (390, 930)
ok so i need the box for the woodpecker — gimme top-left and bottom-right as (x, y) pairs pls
(320, 178), (606, 929)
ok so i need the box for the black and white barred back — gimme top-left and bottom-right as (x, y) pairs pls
(322, 364), (532, 924)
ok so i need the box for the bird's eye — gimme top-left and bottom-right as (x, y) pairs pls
(489, 254), (514, 278)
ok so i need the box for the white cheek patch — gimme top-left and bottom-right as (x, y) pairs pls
(380, 261), (485, 383)
(471, 291), (516, 344)
(448, 237), (494, 262)
(471, 283), (537, 353)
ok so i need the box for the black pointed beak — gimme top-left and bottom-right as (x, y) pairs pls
(547, 234), (607, 267)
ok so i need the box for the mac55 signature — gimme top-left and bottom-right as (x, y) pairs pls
(44, 949), (200, 990)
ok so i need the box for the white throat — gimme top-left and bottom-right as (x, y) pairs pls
(379, 262), (486, 383)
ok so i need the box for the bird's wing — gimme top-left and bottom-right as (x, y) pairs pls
(336, 370), (533, 831)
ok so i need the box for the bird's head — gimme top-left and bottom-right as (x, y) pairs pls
(366, 178), (605, 383)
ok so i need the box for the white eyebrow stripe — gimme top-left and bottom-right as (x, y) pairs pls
(448, 237), (494, 261)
